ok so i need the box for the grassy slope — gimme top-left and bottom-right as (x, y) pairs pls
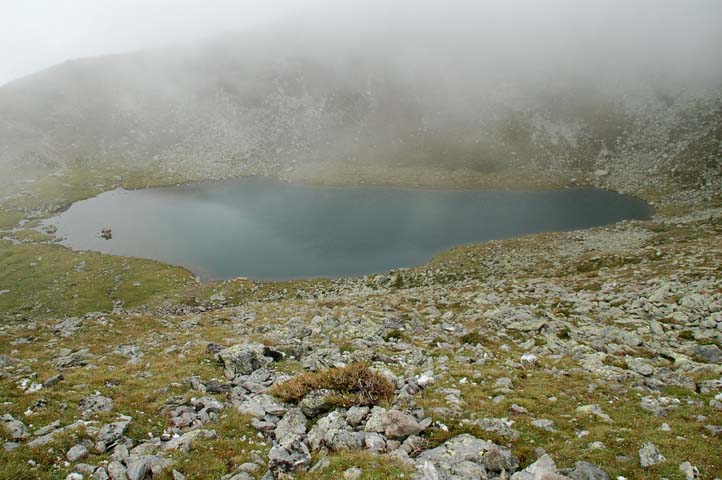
(0, 197), (720, 478)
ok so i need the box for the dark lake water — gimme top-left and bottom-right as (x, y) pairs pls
(45, 178), (652, 280)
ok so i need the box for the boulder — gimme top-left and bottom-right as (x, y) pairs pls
(566, 461), (611, 480)
(268, 438), (311, 476)
(1, 414), (29, 440)
(162, 429), (217, 453)
(235, 394), (287, 418)
(274, 408), (307, 444)
(78, 395), (114, 417)
(299, 389), (336, 417)
(96, 416), (132, 453)
(695, 344), (722, 363)
(639, 442), (665, 467)
(66, 444), (89, 462)
(53, 317), (83, 337)
(217, 343), (275, 378)
(511, 454), (568, 480)
(383, 410), (424, 439)
(416, 434), (518, 478)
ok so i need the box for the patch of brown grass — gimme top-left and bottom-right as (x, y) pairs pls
(270, 363), (394, 406)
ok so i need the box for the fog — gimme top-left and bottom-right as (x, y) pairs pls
(2, 0), (721, 190)
(4, 0), (722, 87)
(0, 0), (327, 85)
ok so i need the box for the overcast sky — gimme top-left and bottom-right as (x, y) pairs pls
(2, 0), (722, 88)
(0, 0), (327, 85)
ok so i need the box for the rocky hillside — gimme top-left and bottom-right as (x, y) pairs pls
(1, 22), (721, 198)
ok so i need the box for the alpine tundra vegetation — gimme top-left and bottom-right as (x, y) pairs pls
(1, 1), (722, 480)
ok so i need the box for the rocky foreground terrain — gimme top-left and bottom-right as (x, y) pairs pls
(1, 177), (721, 479)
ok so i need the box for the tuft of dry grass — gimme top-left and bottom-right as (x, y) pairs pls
(270, 363), (394, 406)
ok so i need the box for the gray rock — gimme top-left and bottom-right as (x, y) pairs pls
(639, 442), (665, 467)
(126, 458), (151, 480)
(325, 429), (364, 451)
(107, 461), (128, 480)
(416, 434), (518, 478)
(309, 458), (331, 473)
(55, 349), (91, 369)
(228, 473), (253, 480)
(474, 417), (520, 440)
(67, 444), (89, 462)
(626, 357), (654, 376)
(162, 429), (217, 453)
(695, 344), (722, 363)
(235, 394), (287, 418)
(95, 417), (132, 453)
(531, 418), (556, 431)
(111, 445), (130, 462)
(363, 406), (387, 433)
(115, 344), (144, 364)
(74, 463), (97, 475)
(575, 404), (613, 423)
(343, 467), (362, 480)
(299, 389), (336, 417)
(308, 410), (348, 451)
(511, 454), (561, 480)
(1, 414), (29, 440)
(268, 439), (311, 476)
(364, 432), (386, 452)
(274, 408), (307, 444)
(4, 442), (20, 452)
(53, 317), (83, 337)
(237, 462), (261, 474)
(217, 343), (274, 378)
(190, 396), (224, 412)
(34, 420), (61, 436)
(417, 461), (440, 480)
(94, 467), (110, 480)
(679, 461), (700, 480)
(567, 461), (611, 480)
(346, 406), (370, 427)
(0, 354), (16, 368)
(43, 373), (64, 388)
(383, 410), (423, 439)
(28, 421), (90, 449)
(78, 395), (113, 417)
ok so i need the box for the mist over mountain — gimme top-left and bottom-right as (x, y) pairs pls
(2, 0), (721, 192)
